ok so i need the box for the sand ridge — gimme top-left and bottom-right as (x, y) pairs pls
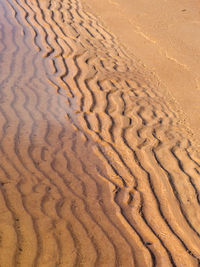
(0, 0), (200, 266)
(80, 0), (200, 141)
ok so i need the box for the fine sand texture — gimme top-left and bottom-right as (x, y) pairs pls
(1, 0), (200, 266)
(81, 0), (200, 142)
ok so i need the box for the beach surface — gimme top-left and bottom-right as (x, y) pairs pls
(81, 0), (200, 141)
(0, 0), (200, 266)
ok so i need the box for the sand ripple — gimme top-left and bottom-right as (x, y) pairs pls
(0, 0), (200, 266)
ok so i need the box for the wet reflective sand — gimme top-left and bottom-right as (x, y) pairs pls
(1, 0), (200, 266)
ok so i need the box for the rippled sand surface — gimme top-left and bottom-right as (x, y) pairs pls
(1, 0), (200, 266)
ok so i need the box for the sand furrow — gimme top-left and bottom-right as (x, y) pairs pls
(0, 6), (39, 266)
(1, 0), (200, 266)
(53, 1), (200, 264)
(2, 0), (137, 265)
(0, 5), (59, 266)
(67, 1), (200, 264)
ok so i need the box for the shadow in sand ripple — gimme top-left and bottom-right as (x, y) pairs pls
(0, 0), (200, 266)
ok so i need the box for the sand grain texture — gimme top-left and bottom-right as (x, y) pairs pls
(0, 0), (200, 266)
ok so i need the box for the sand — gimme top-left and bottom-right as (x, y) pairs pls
(0, 0), (200, 266)
(81, 0), (200, 141)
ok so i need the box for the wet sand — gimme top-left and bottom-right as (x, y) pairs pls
(0, 0), (200, 266)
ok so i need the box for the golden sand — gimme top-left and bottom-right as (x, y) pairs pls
(0, 0), (200, 266)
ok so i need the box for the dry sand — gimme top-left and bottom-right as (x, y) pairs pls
(81, 0), (200, 141)
(0, 0), (200, 266)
